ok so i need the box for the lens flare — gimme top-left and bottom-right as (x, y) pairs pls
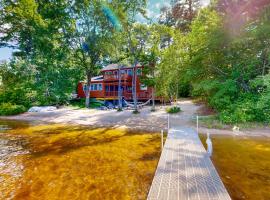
(224, 0), (269, 35)
(102, 5), (122, 31)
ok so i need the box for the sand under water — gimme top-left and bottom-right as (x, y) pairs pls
(200, 134), (270, 200)
(0, 120), (162, 200)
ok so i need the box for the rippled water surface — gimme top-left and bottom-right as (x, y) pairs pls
(0, 120), (161, 200)
(200, 134), (270, 200)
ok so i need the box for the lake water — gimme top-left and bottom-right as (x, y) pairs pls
(200, 134), (270, 200)
(0, 120), (161, 200)
(1, 119), (269, 200)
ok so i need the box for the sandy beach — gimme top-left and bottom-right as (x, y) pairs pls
(1, 99), (270, 137)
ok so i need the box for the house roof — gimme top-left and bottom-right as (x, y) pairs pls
(101, 63), (141, 71)
(78, 76), (103, 83)
(91, 76), (103, 82)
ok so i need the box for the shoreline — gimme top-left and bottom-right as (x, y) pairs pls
(1, 99), (269, 137)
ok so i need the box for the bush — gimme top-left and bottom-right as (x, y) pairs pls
(132, 110), (140, 114)
(218, 93), (270, 124)
(178, 82), (191, 97)
(0, 103), (26, 116)
(0, 88), (34, 108)
(69, 98), (104, 108)
(166, 106), (181, 114)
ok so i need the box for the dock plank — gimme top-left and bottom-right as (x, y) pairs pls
(147, 127), (231, 200)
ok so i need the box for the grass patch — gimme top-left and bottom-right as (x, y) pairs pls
(197, 115), (228, 129)
(166, 106), (181, 114)
(197, 115), (269, 130)
(236, 122), (269, 129)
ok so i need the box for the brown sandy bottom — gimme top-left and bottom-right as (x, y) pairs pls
(0, 120), (162, 200)
(200, 134), (270, 200)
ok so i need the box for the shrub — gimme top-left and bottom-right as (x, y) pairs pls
(218, 94), (268, 124)
(69, 98), (104, 108)
(0, 88), (34, 108)
(132, 110), (140, 114)
(0, 103), (26, 116)
(166, 106), (181, 114)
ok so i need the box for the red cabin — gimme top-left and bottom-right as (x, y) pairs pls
(77, 64), (153, 101)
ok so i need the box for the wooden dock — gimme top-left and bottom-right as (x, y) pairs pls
(147, 127), (231, 200)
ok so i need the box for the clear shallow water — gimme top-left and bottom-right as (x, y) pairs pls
(200, 134), (270, 200)
(0, 120), (161, 200)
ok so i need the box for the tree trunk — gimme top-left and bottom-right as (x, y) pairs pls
(133, 62), (138, 112)
(152, 87), (155, 111)
(85, 72), (91, 108)
(118, 66), (122, 110)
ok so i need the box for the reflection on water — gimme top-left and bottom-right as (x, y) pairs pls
(200, 134), (270, 200)
(0, 120), (161, 200)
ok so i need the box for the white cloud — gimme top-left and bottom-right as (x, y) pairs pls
(201, 0), (210, 6)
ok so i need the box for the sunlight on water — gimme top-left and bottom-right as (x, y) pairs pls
(200, 134), (270, 200)
(0, 120), (161, 200)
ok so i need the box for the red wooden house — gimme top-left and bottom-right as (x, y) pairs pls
(77, 64), (153, 101)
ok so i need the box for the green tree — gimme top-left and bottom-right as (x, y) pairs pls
(138, 24), (174, 110)
(0, 0), (81, 106)
(121, 0), (147, 112)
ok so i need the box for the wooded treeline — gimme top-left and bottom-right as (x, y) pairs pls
(0, 0), (270, 124)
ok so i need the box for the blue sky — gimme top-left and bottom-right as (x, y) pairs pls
(0, 0), (209, 61)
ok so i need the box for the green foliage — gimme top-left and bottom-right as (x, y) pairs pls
(69, 98), (104, 109)
(132, 110), (140, 114)
(0, 103), (26, 116)
(157, 5), (270, 124)
(166, 106), (181, 114)
(0, 58), (81, 108)
(0, 0), (270, 124)
(0, 0), (146, 109)
(219, 95), (259, 123)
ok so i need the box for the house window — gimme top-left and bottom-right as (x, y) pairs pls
(109, 85), (114, 91)
(137, 68), (142, 75)
(120, 70), (126, 74)
(127, 86), (132, 92)
(90, 84), (101, 91)
(105, 71), (112, 75)
(83, 84), (87, 91)
(127, 69), (133, 76)
(140, 84), (147, 91)
(98, 84), (102, 91)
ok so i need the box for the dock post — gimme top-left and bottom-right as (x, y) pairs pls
(161, 130), (164, 150)
(196, 115), (199, 133)
(167, 114), (170, 132)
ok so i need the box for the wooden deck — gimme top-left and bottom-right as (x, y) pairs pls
(147, 127), (231, 200)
